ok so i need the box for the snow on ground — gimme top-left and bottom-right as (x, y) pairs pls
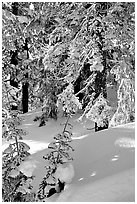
(112, 122), (135, 129)
(56, 168), (134, 202)
(2, 109), (135, 202)
(2, 139), (49, 154)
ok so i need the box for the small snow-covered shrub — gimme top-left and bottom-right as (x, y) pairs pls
(85, 94), (115, 127)
(2, 141), (35, 201)
(33, 92), (58, 127)
(36, 84), (79, 201)
(2, 108), (27, 140)
(57, 83), (82, 115)
(2, 109), (34, 202)
(109, 78), (135, 127)
(37, 113), (75, 200)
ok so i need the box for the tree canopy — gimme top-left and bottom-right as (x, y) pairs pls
(2, 2), (135, 127)
(2, 2), (135, 202)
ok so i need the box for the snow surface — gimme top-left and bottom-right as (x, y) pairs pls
(2, 109), (135, 202)
(54, 163), (75, 183)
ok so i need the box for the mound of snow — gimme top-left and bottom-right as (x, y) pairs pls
(55, 163), (75, 184)
(18, 160), (37, 177)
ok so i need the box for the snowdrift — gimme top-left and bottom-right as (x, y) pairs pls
(2, 110), (135, 202)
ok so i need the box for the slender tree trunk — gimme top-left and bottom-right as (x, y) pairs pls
(22, 39), (29, 113)
(11, 3), (29, 113)
(22, 80), (29, 113)
(10, 4), (19, 110)
(10, 51), (18, 110)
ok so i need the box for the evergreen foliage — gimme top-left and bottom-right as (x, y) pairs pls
(37, 85), (79, 200)
(2, 2), (135, 127)
(37, 114), (74, 200)
(2, 2), (135, 201)
(2, 109), (34, 202)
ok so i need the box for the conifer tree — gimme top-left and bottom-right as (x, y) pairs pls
(37, 83), (81, 200)
(3, 2), (134, 127)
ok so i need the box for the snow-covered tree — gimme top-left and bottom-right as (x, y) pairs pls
(85, 94), (114, 128)
(58, 83), (82, 115)
(37, 114), (75, 200)
(2, 107), (35, 201)
(72, 2), (135, 128)
(104, 2), (135, 126)
(2, 2), (135, 127)
(2, 2), (135, 201)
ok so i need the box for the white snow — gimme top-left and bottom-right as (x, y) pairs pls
(72, 134), (88, 140)
(56, 168), (134, 202)
(54, 163), (75, 183)
(115, 137), (135, 148)
(2, 111), (135, 202)
(112, 122), (135, 129)
(78, 177), (84, 181)
(90, 171), (96, 177)
(2, 139), (49, 154)
(18, 159), (38, 177)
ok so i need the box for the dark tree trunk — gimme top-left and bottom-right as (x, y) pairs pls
(10, 48), (18, 110)
(22, 81), (29, 113)
(22, 39), (29, 113)
(10, 51), (18, 89)
(11, 3), (29, 113)
(10, 3), (19, 111)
